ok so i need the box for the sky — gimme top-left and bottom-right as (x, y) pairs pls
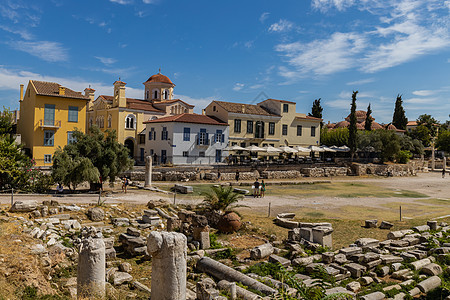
(0, 0), (449, 124)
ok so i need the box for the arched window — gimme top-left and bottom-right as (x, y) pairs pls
(125, 114), (135, 129)
(164, 89), (169, 100)
(107, 115), (112, 128)
(153, 89), (159, 99)
(146, 90), (149, 100)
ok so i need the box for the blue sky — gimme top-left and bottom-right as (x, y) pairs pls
(1, 0), (449, 124)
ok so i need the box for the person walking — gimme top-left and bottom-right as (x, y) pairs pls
(217, 170), (221, 182)
(443, 167), (446, 178)
(261, 179), (266, 197)
(235, 170), (240, 182)
(253, 179), (260, 198)
(122, 177), (129, 193)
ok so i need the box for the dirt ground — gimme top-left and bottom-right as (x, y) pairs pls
(1, 172), (449, 221)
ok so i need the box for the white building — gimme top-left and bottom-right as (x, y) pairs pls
(144, 113), (229, 165)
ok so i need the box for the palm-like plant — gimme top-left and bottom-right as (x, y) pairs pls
(201, 185), (244, 213)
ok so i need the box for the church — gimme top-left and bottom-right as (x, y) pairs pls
(86, 72), (194, 163)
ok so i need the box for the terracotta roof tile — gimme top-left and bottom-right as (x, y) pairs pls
(99, 95), (164, 113)
(31, 80), (89, 100)
(214, 101), (277, 116)
(260, 98), (296, 104)
(143, 113), (228, 125)
(145, 73), (173, 85)
(296, 115), (323, 121)
(154, 99), (194, 108)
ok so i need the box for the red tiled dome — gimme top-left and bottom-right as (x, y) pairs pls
(335, 120), (350, 128)
(145, 73), (173, 84)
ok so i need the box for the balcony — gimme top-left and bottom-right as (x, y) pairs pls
(39, 119), (61, 129)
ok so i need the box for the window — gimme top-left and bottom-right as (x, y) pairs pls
(214, 129), (223, 143)
(153, 89), (159, 99)
(149, 128), (156, 140)
(311, 126), (316, 137)
(44, 154), (52, 164)
(234, 119), (241, 133)
(213, 106), (216, 111)
(197, 129), (208, 145)
(247, 120), (253, 134)
(269, 122), (275, 135)
(161, 127), (168, 140)
(44, 104), (55, 126)
(139, 134), (145, 144)
(183, 151), (189, 157)
(107, 115), (112, 128)
(283, 104), (289, 113)
(282, 124), (288, 135)
(68, 106), (78, 122)
(44, 130), (54, 146)
(67, 131), (76, 144)
(164, 90), (169, 100)
(255, 121), (264, 138)
(146, 90), (149, 100)
(183, 127), (190, 141)
(240, 142), (246, 148)
(199, 151), (205, 157)
(125, 114), (135, 129)
(297, 125), (302, 136)
(231, 142), (237, 146)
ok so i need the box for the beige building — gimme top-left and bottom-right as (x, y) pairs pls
(204, 99), (321, 148)
(87, 72), (194, 162)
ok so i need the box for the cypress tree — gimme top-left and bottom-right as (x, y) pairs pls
(309, 98), (323, 127)
(348, 91), (358, 159)
(392, 94), (408, 130)
(365, 103), (372, 131)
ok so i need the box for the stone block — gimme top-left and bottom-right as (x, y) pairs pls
(346, 281), (361, 293)
(142, 215), (161, 225)
(300, 227), (312, 241)
(87, 207), (105, 221)
(345, 263), (366, 278)
(360, 291), (385, 300)
(378, 266), (390, 277)
(380, 255), (403, 264)
(361, 276), (373, 285)
(113, 272), (133, 285)
(379, 221), (394, 230)
(288, 228), (301, 241)
(339, 247), (362, 256)
(355, 238), (379, 248)
(334, 253), (348, 265)
(413, 225), (430, 232)
(10, 200), (38, 212)
(421, 263), (443, 276)
(411, 258), (432, 270)
(365, 219), (377, 228)
(127, 227), (140, 237)
(250, 243), (274, 260)
(269, 254), (291, 267)
(198, 231), (210, 250)
(322, 252), (334, 264)
(417, 275), (441, 293)
(427, 220), (438, 231)
(312, 226), (333, 248)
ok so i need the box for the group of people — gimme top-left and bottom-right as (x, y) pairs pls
(252, 179), (266, 198)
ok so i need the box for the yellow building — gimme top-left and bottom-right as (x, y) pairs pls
(204, 99), (321, 148)
(17, 80), (89, 167)
(87, 72), (194, 162)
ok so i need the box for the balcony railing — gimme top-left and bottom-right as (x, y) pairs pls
(39, 119), (61, 128)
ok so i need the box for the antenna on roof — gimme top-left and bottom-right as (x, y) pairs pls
(119, 77), (121, 81)
(159, 68), (161, 74)
(89, 84), (91, 89)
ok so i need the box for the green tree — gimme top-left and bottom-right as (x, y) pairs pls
(0, 107), (14, 136)
(409, 125), (431, 147)
(417, 114), (439, 138)
(392, 94), (408, 130)
(320, 127), (348, 146)
(309, 98), (323, 127)
(200, 185), (244, 213)
(357, 130), (402, 163)
(52, 126), (133, 190)
(364, 103), (372, 131)
(436, 130), (450, 153)
(348, 91), (358, 159)
(52, 148), (100, 191)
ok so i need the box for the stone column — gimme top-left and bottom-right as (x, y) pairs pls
(147, 231), (187, 300)
(144, 156), (152, 188)
(77, 227), (105, 299)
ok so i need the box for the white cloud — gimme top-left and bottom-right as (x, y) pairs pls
(95, 56), (117, 65)
(312, 0), (356, 12)
(173, 94), (216, 114)
(110, 0), (133, 4)
(233, 83), (245, 91)
(404, 97), (438, 104)
(268, 19), (295, 33)
(412, 90), (434, 96)
(8, 40), (69, 62)
(250, 84), (264, 90)
(276, 32), (367, 76)
(0, 25), (33, 40)
(142, 0), (158, 3)
(259, 12), (270, 23)
(346, 78), (375, 85)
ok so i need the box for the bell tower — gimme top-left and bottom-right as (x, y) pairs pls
(113, 80), (126, 108)
(143, 70), (175, 102)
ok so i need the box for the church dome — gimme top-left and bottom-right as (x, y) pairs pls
(145, 73), (173, 85)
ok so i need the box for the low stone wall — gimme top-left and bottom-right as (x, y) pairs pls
(301, 167), (349, 177)
(353, 163), (412, 177)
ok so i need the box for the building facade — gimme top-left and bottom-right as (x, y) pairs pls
(144, 113), (229, 165)
(204, 99), (321, 148)
(17, 81), (89, 166)
(87, 72), (194, 163)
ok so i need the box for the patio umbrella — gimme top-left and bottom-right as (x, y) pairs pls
(244, 145), (266, 152)
(278, 146), (298, 153)
(263, 146), (283, 153)
(223, 145), (246, 151)
(330, 145), (350, 152)
(320, 145), (337, 152)
(308, 145), (325, 152)
(295, 146), (311, 153)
